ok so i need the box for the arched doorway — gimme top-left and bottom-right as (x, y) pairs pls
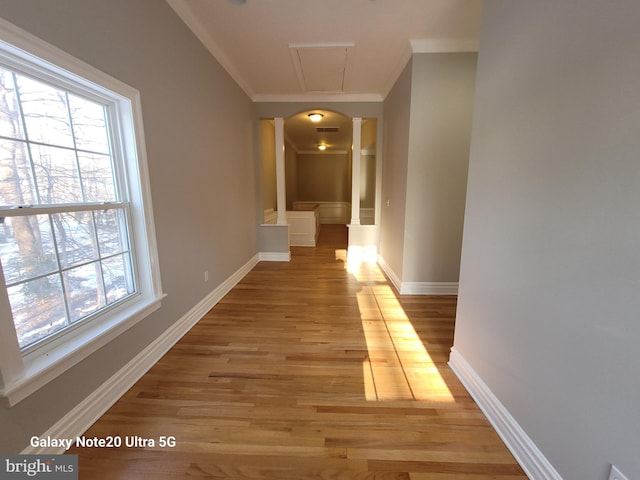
(258, 108), (379, 259)
(285, 109), (353, 227)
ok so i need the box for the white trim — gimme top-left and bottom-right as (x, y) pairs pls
(410, 38), (479, 53)
(274, 117), (287, 225)
(376, 257), (458, 295)
(380, 41), (478, 101)
(0, 16), (163, 406)
(377, 256), (402, 294)
(259, 252), (291, 262)
(0, 17), (138, 99)
(166, 2), (384, 104)
(292, 201), (350, 225)
(165, 0), (255, 99)
(252, 93), (384, 103)
(350, 117), (362, 226)
(448, 348), (563, 480)
(287, 208), (319, 247)
(2, 297), (163, 406)
(400, 282), (458, 295)
(381, 44), (413, 101)
(21, 254), (260, 455)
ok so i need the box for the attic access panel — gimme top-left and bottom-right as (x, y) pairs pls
(289, 43), (354, 93)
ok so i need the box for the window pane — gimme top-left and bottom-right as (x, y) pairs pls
(8, 273), (68, 349)
(31, 143), (82, 204)
(95, 208), (128, 257)
(0, 67), (25, 140)
(78, 152), (116, 202)
(102, 253), (134, 304)
(68, 94), (109, 154)
(0, 215), (57, 284)
(53, 211), (99, 269)
(63, 261), (105, 323)
(16, 74), (74, 148)
(0, 139), (36, 206)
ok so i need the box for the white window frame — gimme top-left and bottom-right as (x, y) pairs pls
(0, 18), (163, 406)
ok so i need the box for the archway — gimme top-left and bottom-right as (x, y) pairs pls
(258, 108), (379, 258)
(284, 109), (353, 226)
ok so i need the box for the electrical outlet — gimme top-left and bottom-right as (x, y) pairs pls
(609, 465), (629, 480)
(204, 270), (209, 282)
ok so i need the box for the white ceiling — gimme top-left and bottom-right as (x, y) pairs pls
(167, 0), (483, 103)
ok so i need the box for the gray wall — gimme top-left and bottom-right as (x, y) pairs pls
(379, 61), (412, 280)
(380, 53), (476, 285)
(260, 120), (276, 213)
(360, 119), (377, 210)
(284, 140), (297, 209)
(296, 153), (351, 203)
(403, 53), (476, 283)
(0, 0), (258, 452)
(361, 154), (376, 209)
(453, 1), (640, 479)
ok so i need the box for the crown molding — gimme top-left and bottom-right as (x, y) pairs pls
(252, 93), (384, 103)
(166, 0), (256, 99)
(380, 38), (478, 100)
(380, 42), (413, 101)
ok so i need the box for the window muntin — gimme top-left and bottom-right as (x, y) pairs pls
(0, 18), (162, 406)
(0, 65), (136, 350)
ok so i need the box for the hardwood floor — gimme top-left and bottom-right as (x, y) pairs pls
(68, 225), (527, 479)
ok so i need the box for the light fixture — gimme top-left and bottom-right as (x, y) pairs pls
(308, 113), (324, 122)
(317, 144), (327, 151)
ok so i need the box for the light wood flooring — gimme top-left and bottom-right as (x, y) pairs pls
(68, 225), (527, 479)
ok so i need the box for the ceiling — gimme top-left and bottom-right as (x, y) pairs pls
(166, 0), (482, 152)
(166, 0), (483, 103)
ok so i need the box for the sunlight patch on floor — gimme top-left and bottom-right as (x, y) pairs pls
(338, 248), (454, 402)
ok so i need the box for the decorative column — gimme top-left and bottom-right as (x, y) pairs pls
(274, 117), (287, 225)
(350, 117), (362, 225)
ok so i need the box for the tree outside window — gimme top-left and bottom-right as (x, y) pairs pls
(0, 66), (134, 350)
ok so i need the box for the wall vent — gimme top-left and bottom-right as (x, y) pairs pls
(316, 127), (340, 133)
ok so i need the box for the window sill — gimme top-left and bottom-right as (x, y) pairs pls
(0, 294), (165, 407)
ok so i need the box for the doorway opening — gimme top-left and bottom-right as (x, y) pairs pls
(259, 109), (378, 254)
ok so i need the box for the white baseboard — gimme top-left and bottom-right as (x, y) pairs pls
(21, 254), (260, 455)
(377, 256), (458, 295)
(293, 201), (350, 224)
(377, 256), (402, 293)
(259, 251), (291, 262)
(400, 282), (458, 295)
(448, 348), (563, 480)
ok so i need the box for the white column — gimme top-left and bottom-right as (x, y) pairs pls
(274, 117), (287, 225)
(350, 117), (362, 225)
